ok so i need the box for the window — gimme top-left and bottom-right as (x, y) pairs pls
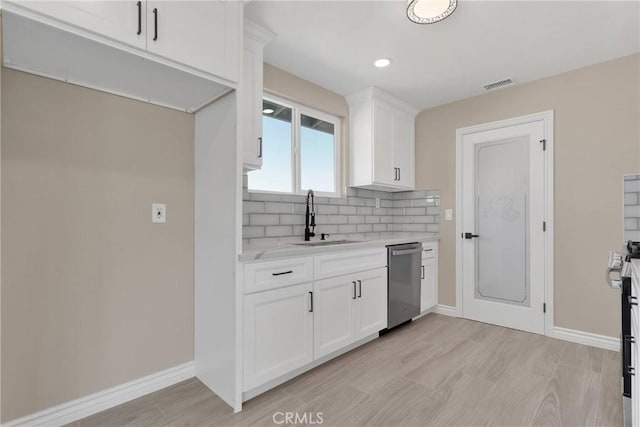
(248, 96), (341, 197)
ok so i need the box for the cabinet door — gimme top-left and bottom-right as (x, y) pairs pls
(146, 0), (240, 81)
(9, 1), (146, 49)
(354, 268), (388, 340)
(242, 35), (264, 170)
(393, 111), (415, 189)
(372, 100), (396, 186)
(420, 256), (438, 312)
(313, 275), (358, 359)
(244, 283), (313, 391)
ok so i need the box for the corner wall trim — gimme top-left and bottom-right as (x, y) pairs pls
(433, 304), (458, 317)
(2, 361), (196, 427)
(552, 326), (620, 352)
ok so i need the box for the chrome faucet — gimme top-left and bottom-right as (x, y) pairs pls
(304, 189), (316, 241)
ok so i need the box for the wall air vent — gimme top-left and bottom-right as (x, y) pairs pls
(483, 78), (514, 91)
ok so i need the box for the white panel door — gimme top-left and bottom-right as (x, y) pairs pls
(243, 283), (313, 391)
(354, 267), (388, 339)
(461, 120), (546, 334)
(420, 256), (438, 312)
(372, 100), (395, 186)
(392, 111), (415, 189)
(9, 0), (146, 49)
(146, 0), (240, 80)
(313, 274), (357, 359)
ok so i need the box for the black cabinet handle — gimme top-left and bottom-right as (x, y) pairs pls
(352, 281), (357, 299)
(357, 280), (362, 298)
(464, 232), (480, 239)
(309, 291), (313, 312)
(421, 265), (425, 279)
(258, 137), (262, 158)
(424, 248), (433, 252)
(272, 270), (293, 276)
(398, 167), (401, 181)
(136, 1), (142, 35)
(153, 8), (158, 41)
(630, 296), (638, 306)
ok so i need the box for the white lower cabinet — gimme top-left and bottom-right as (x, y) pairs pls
(243, 248), (389, 394)
(354, 268), (388, 339)
(313, 275), (358, 358)
(420, 243), (439, 313)
(313, 267), (387, 359)
(243, 282), (314, 391)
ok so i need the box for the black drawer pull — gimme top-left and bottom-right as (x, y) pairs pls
(424, 248), (433, 252)
(628, 367), (636, 376)
(421, 265), (425, 279)
(309, 291), (313, 312)
(258, 137), (263, 158)
(630, 296), (638, 306)
(352, 281), (357, 299)
(272, 270), (293, 276)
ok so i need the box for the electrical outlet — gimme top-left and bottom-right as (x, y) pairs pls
(445, 209), (453, 221)
(152, 203), (166, 223)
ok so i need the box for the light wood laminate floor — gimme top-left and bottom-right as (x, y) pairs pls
(73, 314), (622, 426)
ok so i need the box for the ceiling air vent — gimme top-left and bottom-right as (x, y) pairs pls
(483, 78), (514, 91)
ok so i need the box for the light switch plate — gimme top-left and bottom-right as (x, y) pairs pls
(445, 209), (453, 221)
(152, 203), (166, 223)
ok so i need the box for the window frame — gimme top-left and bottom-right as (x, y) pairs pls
(248, 94), (342, 198)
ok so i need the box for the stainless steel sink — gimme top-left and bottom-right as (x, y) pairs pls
(293, 240), (361, 247)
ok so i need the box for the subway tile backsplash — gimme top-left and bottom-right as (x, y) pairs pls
(625, 174), (640, 242)
(242, 175), (440, 248)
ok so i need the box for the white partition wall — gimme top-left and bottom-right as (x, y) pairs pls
(194, 92), (242, 411)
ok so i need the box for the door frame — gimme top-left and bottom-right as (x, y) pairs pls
(455, 110), (554, 336)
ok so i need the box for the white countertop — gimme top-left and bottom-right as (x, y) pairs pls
(240, 233), (439, 262)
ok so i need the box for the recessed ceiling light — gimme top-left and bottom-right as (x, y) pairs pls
(374, 58), (391, 68)
(263, 108), (274, 114)
(407, 0), (457, 24)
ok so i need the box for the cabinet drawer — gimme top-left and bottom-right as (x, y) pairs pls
(422, 242), (438, 259)
(244, 256), (314, 294)
(314, 248), (386, 280)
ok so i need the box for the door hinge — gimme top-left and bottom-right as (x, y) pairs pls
(543, 303), (546, 313)
(540, 139), (546, 151)
(543, 221), (546, 232)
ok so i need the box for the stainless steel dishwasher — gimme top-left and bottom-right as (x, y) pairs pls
(387, 242), (422, 329)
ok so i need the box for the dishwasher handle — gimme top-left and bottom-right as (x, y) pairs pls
(390, 248), (422, 256)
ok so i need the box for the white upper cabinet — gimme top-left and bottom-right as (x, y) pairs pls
(242, 20), (276, 170)
(5, 1), (147, 49)
(347, 87), (418, 191)
(145, 1), (240, 82)
(2, 1), (241, 111)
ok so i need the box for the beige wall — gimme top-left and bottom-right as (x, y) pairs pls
(416, 54), (640, 337)
(1, 69), (195, 422)
(263, 64), (350, 191)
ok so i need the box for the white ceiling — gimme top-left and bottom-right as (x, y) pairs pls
(245, 1), (640, 111)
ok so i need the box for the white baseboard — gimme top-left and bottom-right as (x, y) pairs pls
(433, 304), (458, 317)
(552, 326), (620, 352)
(3, 361), (196, 427)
